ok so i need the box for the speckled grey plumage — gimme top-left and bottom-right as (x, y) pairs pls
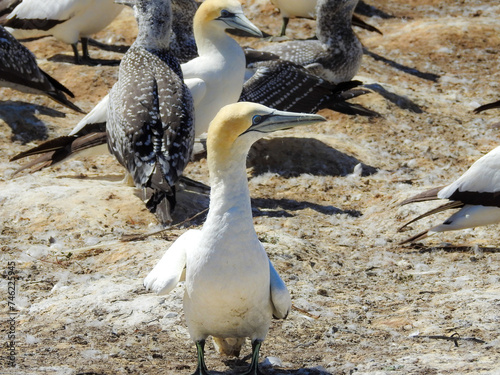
(107, 0), (194, 224)
(240, 59), (378, 117)
(261, 0), (362, 84)
(170, 0), (197, 63)
(0, 25), (82, 112)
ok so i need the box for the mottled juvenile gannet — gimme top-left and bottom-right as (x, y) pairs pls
(398, 146), (500, 244)
(106, 0), (194, 224)
(145, 102), (325, 374)
(270, 0), (381, 37)
(4, 0), (125, 64)
(262, 0), (363, 83)
(0, 25), (82, 112)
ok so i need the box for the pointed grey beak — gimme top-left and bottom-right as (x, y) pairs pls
(220, 12), (263, 38)
(243, 109), (326, 135)
(115, 0), (135, 6)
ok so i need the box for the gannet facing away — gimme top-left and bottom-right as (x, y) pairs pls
(145, 102), (325, 374)
(398, 146), (500, 244)
(262, 0), (363, 84)
(0, 25), (82, 113)
(107, 0), (194, 224)
(4, 0), (125, 64)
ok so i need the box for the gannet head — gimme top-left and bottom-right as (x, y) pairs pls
(207, 102), (326, 167)
(195, 0), (263, 38)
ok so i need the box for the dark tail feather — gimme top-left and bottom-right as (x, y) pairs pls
(11, 132), (107, 175)
(399, 186), (446, 206)
(399, 229), (429, 244)
(398, 201), (464, 232)
(145, 188), (176, 225)
(41, 70), (85, 113)
(352, 14), (383, 35)
(474, 99), (500, 113)
(326, 101), (381, 117)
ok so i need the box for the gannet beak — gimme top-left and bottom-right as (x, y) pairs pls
(219, 12), (263, 38)
(115, 0), (135, 6)
(243, 109), (326, 135)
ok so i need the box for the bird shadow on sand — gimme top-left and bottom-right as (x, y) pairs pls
(212, 358), (333, 375)
(0, 101), (66, 143)
(363, 47), (440, 83)
(48, 53), (121, 66)
(251, 197), (361, 219)
(248, 137), (377, 178)
(405, 243), (500, 254)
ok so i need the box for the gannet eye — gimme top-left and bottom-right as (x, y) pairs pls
(220, 9), (231, 17)
(252, 115), (263, 125)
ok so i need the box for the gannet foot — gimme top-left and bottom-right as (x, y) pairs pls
(239, 340), (264, 375)
(192, 340), (210, 375)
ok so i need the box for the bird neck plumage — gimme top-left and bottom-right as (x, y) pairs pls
(316, 4), (356, 45)
(135, 6), (172, 50)
(206, 147), (254, 226)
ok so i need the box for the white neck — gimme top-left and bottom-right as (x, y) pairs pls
(194, 22), (243, 59)
(205, 145), (254, 230)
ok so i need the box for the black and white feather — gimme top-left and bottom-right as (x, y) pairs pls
(240, 58), (378, 116)
(0, 25), (82, 112)
(107, 0), (194, 224)
(398, 146), (500, 244)
(261, 0), (362, 83)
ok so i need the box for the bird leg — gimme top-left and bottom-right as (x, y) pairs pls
(71, 43), (81, 64)
(240, 340), (263, 375)
(192, 340), (210, 375)
(279, 17), (289, 37)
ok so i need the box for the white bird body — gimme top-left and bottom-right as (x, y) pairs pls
(5, 0), (124, 45)
(182, 0), (261, 136)
(145, 102), (325, 373)
(438, 146), (500, 198)
(270, 0), (317, 19)
(399, 145), (500, 243)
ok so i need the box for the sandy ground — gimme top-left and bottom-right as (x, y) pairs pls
(1, 1), (500, 374)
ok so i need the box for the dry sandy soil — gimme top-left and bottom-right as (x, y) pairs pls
(1, 1), (500, 374)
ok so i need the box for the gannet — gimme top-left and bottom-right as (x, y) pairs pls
(4, 0), (125, 64)
(398, 146), (500, 244)
(270, 0), (381, 36)
(106, 0), (194, 224)
(0, 25), (82, 113)
(182, 0), (262, 136)
(11, 0), (263, 172)
(261, 0), (363, 84)
(145, 102), (325, 374)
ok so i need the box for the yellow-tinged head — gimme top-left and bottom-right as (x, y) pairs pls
(207, 102), (326, 171)
(194, 0), (262, 39)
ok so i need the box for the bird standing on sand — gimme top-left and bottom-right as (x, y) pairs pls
(262, 0), (363, 83)
(145, 102), (326, 374)
(4, 0), (125, 64)
(106, 0), (194, 224)
(0, 25), (82, 112)
(270, 0), (381, 37)
(398, 146), (500, 244)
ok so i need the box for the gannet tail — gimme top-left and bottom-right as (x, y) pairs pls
(212, 337), (245, 357)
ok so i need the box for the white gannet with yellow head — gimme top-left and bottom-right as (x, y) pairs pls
(144, 102), (326, 374)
